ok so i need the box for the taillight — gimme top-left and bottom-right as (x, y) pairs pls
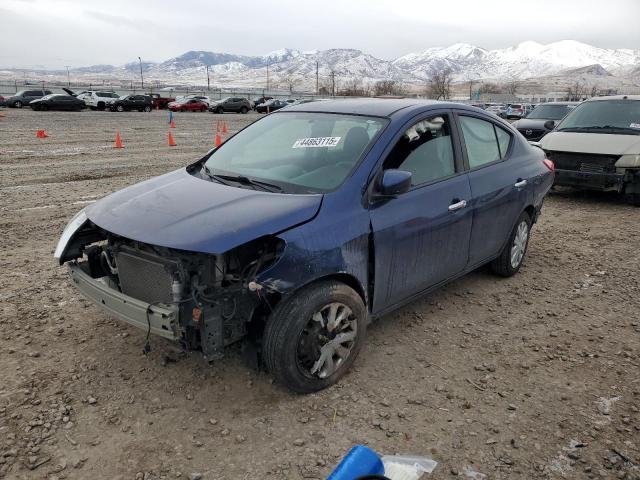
(543, 158), (555, 171)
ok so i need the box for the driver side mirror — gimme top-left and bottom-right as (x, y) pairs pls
(375, 169), (412, 197)
(544, 120), (556, 130)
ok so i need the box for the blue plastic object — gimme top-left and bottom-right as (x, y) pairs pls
(327, 445), (384, 479)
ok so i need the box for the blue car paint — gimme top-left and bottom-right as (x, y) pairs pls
(83, 99), (553, 319)
(84, 169), (322, 254)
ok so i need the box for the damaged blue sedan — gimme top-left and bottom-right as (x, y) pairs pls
(55, 99), (554, 392)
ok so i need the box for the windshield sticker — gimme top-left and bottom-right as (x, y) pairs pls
(292, 136), (341, 148)
(630, 123), (640, 129)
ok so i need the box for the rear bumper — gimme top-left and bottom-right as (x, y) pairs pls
(554, 169), (624, 191)
(68, 263), (181, 341)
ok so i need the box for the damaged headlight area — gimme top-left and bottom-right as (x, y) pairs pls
(61, 221), (284, 360)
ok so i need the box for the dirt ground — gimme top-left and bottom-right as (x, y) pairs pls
(0, 108), (638, 480)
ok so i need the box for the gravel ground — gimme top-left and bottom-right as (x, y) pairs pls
(0, 108), (639, 480)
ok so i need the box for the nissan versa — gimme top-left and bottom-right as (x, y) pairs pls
(55, 99), (554, 393)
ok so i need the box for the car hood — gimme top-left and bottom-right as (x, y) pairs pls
(513, 118), (550, 129)
(540, 132), (640, 155)
(85, 168), (322, 254)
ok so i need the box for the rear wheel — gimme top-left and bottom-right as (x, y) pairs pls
(116, 105), (124, 112)
(629, 193), (640, 207)
(240, 106), (248, 114)
(40, 104), (48, 111)
(216, 107), (224, 114)
(263, 280), (367, 393)
(143, 105), (151, 112)
(490, 211), (532, 277)
(14, 101), (23, 108)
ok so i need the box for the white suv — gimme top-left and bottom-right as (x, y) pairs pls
(84, 91), (120, 110)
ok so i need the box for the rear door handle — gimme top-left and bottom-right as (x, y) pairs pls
(514, 179), (528, 188)
(448, 199), (467, 212)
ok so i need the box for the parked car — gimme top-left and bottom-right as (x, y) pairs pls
(148, 93), (175, 110)
(513, 102), (579, 141)
(208, 97), (252, 114)
(177, 95), (211, 106)
(5, 89), (53, 108)
(84, 91), (120, 110)
(255, 98), (288, 113)
(106, 95), (152, 112)
(253, 96), (273, 110)
(485, 103), (505, 115)
(539, 95), (640, 205)
(54, 98), (554, 392)
(505, 104), (533, 119)
(168, 98), (208, 112)
(29, 94), (85, 111)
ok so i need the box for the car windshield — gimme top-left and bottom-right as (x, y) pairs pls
(556, 100), (640, 134)
(98, 92), (118, 98)
(526, 104), (574, 120)
(202, 112), (387, 193)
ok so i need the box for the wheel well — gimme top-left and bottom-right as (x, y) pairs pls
(524, 204), (536, 223)
(247, 273), (367, 337)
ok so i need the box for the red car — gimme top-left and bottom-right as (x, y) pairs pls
(149, 93), (175, 110)
(167, 99), (208, 112)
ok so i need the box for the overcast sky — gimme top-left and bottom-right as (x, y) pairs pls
(1, 0), (639, 69)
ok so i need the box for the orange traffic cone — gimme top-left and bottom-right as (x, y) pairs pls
(170, 120), (176, 129)
(222, 121), (228, 134)
(215, 133), (222, 147)
(168, 132), (177, 147)
(114, 131), (124, 148)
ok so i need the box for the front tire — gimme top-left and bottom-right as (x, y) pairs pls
(14, 101), (23, 108)
(216, 107), (223, 114)
(490, 212), (532, 277)
(240, 106), (248, 114)
(263, 280), (367, 393)
(143, 105), (151, 112)
(116, 105), (124, 112)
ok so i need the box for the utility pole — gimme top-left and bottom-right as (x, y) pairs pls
(206, 65), (210, 91)
(138, 56), (144, 89)
(316, 61), (319, 95)
(64, 66), (71, 87)
(329, 70), (336, 97)
(266, 59), (270, 91)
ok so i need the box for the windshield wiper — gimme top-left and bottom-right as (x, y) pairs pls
(201, 165), (233, 186)
(205, 167), (282, 192)
(557, 125), (640, 134)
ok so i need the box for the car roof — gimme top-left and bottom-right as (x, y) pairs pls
(278, 98), (464, 117)
(536, 101), (581, 106)
(585, 95), (640, 102)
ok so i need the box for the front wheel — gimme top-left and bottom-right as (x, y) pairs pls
(116, 105), (124, 112)
(143, 105), (151, 112)
(262, 281), (367, 393)
(240, 106), (248, 114)
(216, 107), (223, 114)
(14, 101), (23, 108)
(490, 212), (532, 277)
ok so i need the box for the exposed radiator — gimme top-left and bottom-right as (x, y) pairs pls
(115, 248), (178, 304)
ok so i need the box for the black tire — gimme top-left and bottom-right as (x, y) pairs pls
(216, 107), (224, 114)
(40, 104), (48, 111)
(97, 102), (105, 110)
(629, 193), (640, 207)
(14, 101), (23, 108)
(143, 105), (151, 112)
(240, 106), (248, 114)
(490, 211), (532, 277)
(263, 280), (367, 393)
(116, 105), (124, 112)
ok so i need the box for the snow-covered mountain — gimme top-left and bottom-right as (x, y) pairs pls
(3, 40), (638, 90)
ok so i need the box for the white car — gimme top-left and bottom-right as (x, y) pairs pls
(84, 91), (121, 110)
(540, 95), (640, 205)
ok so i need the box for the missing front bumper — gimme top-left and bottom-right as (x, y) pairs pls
(68, 263), (181, 341)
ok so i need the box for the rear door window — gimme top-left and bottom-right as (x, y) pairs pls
(459, 116), (511, 168)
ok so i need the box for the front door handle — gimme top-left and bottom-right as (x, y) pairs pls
(448, 199), (467, 212)
(514, 179), (528, 188)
